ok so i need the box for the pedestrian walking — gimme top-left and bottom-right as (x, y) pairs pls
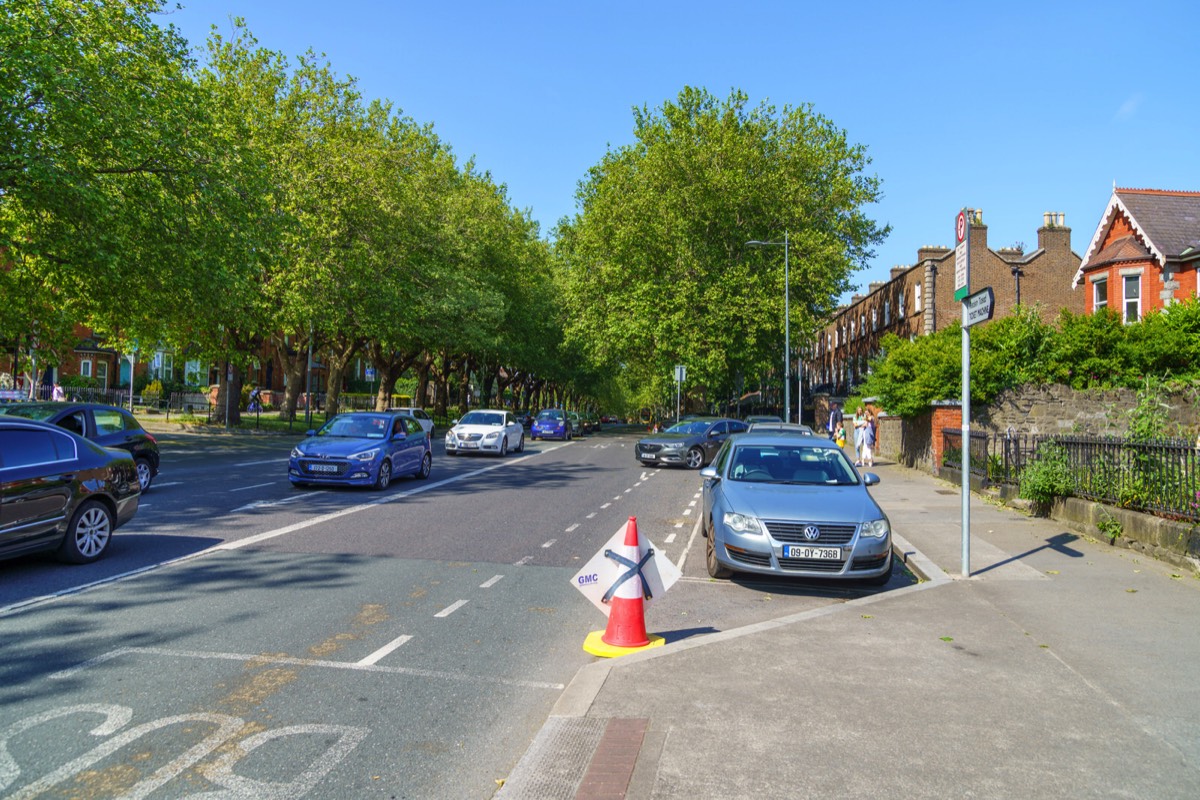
(852, 406), (867, 466)
(862, 411), (876, 467)
(51, 382), (65, 402)
(827, 401), (843, 439)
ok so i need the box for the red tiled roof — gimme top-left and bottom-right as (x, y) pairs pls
(1088, 234), (1152, 266)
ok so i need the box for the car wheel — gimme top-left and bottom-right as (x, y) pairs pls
(705, 521), (733, 579)
(500, 437), (508, 457)
(416, 452), (432, 480)
(135, 458), (154, 492)
(56, 500), (113, 564)
(686, 447), (705, 469)
(375, 459), (392, 490)
(516, 434), (524, 453)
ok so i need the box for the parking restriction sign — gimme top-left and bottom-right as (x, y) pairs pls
(954, 209), (970, 301)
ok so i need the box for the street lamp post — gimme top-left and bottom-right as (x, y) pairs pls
(746, 233), (790, 424)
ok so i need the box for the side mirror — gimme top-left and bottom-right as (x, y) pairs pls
(699, 466), (718, 480)
(393, 430), (406, 440)
(306, 429), (316, 437)
(450, 418), (459, 426)
(862, 472), (880, 486)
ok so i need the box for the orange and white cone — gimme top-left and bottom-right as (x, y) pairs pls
(602, 517), (650, 647)
(583, 517), (666, 657)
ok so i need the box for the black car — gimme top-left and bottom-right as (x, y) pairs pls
(0, 417), (141, 563)
(0, 402), (160, 491)
(634, 416), (749, 469)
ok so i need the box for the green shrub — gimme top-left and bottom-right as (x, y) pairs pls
(1019, 442), (1073, 507)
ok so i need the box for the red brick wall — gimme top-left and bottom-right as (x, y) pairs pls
(930, 405), (963, 469)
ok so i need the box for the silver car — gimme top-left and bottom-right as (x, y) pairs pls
(699, 433), (891, 584)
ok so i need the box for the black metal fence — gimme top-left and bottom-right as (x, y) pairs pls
(942, 429), (1200, 522)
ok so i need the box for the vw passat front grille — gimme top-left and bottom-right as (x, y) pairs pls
(777, 556), (846, 572)
(725, 546), (771, 568)
(765, 522), (857, 545)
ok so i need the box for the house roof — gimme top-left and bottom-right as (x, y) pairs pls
(1089, 234), (1152, 266)
(1074, 188), (1200, 287)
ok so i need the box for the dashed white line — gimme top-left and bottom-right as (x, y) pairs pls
(613, 496), (621, 501)
(564, 523), (580, 533)
(688, 499), (697, 507)
(513, 556), (534, 566)
(601, 503), (611, 509)
(675, 522), (684, 528)
(434, 599), (469, 618)
(357, 634), (413, 666)
(693, 493), (702, 499)
(480, 575), (504, 588)
(233, 458), (288, 467)
(586, 512), (597, 519)
(624, 488), (632, 493)
(542, 539), (557, 548)
(152, 481), (181, 488)
(665, 533), (677, 544)
(683, 508), (693, 515)
(229, 482), (274, 493)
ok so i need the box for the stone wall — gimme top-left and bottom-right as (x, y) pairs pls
(974, 383), (1200, 438)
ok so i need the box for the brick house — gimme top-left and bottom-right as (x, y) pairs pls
(1071, 187), (1200, 320)
(809, 210), (1084, 399)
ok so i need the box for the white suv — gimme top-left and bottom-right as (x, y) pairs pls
(387, 407), (434, 437)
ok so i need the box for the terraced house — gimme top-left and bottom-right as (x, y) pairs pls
(809, 210), (1084, 398)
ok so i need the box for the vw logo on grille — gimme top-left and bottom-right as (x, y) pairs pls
(802, 525), (821, 541)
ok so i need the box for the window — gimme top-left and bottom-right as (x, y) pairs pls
(859, 313), (865, 336)
(884, 301), (890, 326)
(914, 284), (923, 313)
(0, 429), (73, 467)
(1123, 275), (1141, 323)
(94, 409), (129, 436)
(871, 308), (878, 331)
(899, 291), (906, 318)
(80, 359), (93, 378)
(850, 321), (856, 340)
(1093, 277), (1108, 311)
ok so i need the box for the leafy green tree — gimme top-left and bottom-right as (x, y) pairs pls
(556, 87), (887, 401)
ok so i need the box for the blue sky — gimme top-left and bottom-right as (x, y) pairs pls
(163, 0), (1199, 300)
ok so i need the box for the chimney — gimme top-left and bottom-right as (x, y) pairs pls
(917, 244), (952, 263)
(1037, 211), (1071, 252)
(890, 265), (909, 281)
(851, 294), (863, 305)
(868, 281), (884, 294)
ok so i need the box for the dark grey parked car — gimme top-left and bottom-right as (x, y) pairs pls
(634, 417), (749, 469)
(0, 417), (141, 564)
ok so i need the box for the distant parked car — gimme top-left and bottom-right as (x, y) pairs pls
(445, 409), (525, 456)
(744, 414), (783, 424)
(567, 411), (584, 436)
(386, 406), (435, 437)
(634, 416), (748, 469)
(747, 421), (815, 436)
(0, 401), (160, 491)
(289, 412), (431, 489)
(0, 417), (141, 563)
(699, 432), (891, 584)
(531, 408), (572, 441)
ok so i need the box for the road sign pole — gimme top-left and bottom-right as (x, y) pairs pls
(956, 209), (972, 577)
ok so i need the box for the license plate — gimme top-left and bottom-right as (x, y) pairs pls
(782, 545), (841, 560)
(460, 442), (478, 449)
(639, 453), (656, 460)
(309, 464), (338, 473)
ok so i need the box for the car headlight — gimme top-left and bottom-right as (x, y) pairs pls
(350, 448), (380, 461)
(661, 442), (684, 451)
(484, 432), (500, 441)
(722, 512), (764, 536)
(290, 446), (304, 458)
(860, 519), (890, 539)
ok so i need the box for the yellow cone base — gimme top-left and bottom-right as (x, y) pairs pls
(582, 630), (666, 658)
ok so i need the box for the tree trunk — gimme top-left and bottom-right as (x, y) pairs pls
(415, 352), (434, 409)
(273, 331), (312, 421)
(367, 342), (418, 411)
(322, 336), (365, 417)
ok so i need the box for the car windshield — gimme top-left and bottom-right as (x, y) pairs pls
(664, 421), (711, 435)
(727, 444), (859, 485)
(460, 411), (504, 426)
(0, 404), (57, 421)
(536, 410), (563, 421)
(318, 415), (390, 439)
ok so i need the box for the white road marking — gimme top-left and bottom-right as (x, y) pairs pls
(683, 508), (693, 515)
(677, 514), (705, 572)
(513, 555), (534, 566)
(565, 523), (580, 532)
(434, 599), (469, 618)
(542, 539), (557, 548)
(613, 496), (621, 501)
(586, 512), (596, 519)
(357, 634), (413, 666)
(479, 575), (504, 588)
(49, 646), (563, 689)
(229, 482), (274, 493)
(688, 499), (697, 507)
(600, 503), (611, 509)
(152, 481), (181, 488)
(665, 533), (677, 544)
(693, 492), (702, 499)
(675, 522), (684, 528)
(624, 488), (632, 493)
(231, 494), (308, 513)
(233, 458), (289, 467)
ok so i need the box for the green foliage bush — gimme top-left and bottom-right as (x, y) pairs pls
(858, 298), (1200, 417)
(1019, 442), (1073, 507)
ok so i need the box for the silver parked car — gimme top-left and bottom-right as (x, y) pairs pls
(699, 433), (891, 584)
(634, 417), (748, 469)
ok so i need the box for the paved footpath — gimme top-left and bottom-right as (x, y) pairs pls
(498, 461), (1200, 799)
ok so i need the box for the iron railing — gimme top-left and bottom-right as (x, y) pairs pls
(941, 428), (1200, 522)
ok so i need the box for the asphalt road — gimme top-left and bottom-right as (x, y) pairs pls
(0, 426), (904, 798)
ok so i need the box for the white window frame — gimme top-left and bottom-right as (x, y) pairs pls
(884, 301), (890, 326)
(1121, 269), (1142, 323)
(1090, 274), (1108, 311)
(80, 359), (93, 378)
(915, 284), (923, 313)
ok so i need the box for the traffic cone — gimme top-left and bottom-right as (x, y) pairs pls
(602, 517), (650, 648)
(582, 517), (666, 657)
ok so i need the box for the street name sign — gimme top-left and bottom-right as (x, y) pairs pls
(962, 287), (995, 328)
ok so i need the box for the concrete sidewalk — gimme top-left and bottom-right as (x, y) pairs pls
(498, 461), (1200, 799)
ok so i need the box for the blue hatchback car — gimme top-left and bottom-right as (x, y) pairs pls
(530, 408), (573, 441)
(289, 412), (431, 489)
